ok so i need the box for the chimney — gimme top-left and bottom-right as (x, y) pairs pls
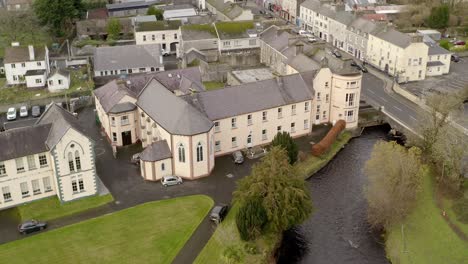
(296, 44), (304, 56)
(28, 45), (35, 61)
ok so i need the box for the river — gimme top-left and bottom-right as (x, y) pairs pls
(277, 126), (390, 264)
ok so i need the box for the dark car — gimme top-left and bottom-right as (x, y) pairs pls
(451, 54), (460, 62)
(31, 106), (41, 117)
(357, 64), (368, 73)
(332, 49), (342, 58)
(351, 60), (358, 66)
(210, 204), (229, 224)
(18, 220), (47, 234)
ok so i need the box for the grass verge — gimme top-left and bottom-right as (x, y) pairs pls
(295, 131), (353, 179)
(195, 204), (279, 264)
(0, 195), (213, 264)
(203, 81), (225, 91)
(17, 194), (114, 222)
(0, 68), (93, 105)
(385, 170), (468, 264)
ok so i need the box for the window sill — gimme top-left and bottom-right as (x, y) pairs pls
(0, 175), (7, 178)
(40, 165), (48, 168)
(45, 189), (53, 193)
(231, 127), (237, 130)
(262, 120), (268, 123)
(22, 195), (30, 198)
(17, 170), (25, 174)
(4, 199), (13, 203)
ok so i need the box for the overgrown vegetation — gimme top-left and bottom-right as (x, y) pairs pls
(34, 0), (84, 36)
(215, 21), (255, 37)
(181, 24), (218, 37)
(106, 18), (122, 40)
(203, 81), (225, 91)
(365, 141), (426, 229)
(147, 6), (164, 20)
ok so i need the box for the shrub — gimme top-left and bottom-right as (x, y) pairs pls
(236, 197), (268, 241)
(271, 131), (298, 164)
(439, 40), (450, 50)
(452, 198), (468, 224)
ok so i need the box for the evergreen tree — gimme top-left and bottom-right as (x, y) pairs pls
(236, 197), (267, 241)
(147, 6), (164, 20)
(271, 131), (298, 164)
(34, 0), (81, 36)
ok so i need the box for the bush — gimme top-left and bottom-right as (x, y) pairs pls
(271, 131), (298, 164)
(452, 198), (468, 224)
(297, 151), (308, 162)
(236, 198), (268, 241)
(440, 40), (450, 50)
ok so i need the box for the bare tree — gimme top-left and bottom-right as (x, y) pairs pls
(365, 141), (425, 229)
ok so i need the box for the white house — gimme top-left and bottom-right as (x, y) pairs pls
(0, 104), (98, 211)
(134, 20), (182, 54)
(47, 69), (71, 92)
(4, 44), (50, 88)
(93, 44), (164, 77)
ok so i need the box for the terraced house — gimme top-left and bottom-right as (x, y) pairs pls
(0, 104), (98, 211)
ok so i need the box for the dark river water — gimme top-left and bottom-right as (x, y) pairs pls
(277, 126), (390, 264)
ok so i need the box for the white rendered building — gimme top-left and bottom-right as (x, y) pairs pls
(0, 104), (98, 211)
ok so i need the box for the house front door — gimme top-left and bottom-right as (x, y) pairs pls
(122, 131), (132, 146)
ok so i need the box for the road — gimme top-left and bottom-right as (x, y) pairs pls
(361, 72), (425, 131)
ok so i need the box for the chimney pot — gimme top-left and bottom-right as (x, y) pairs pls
(28, 45), (35, 61)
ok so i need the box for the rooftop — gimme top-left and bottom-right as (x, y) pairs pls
(0, 124), (51, 162)
(215, 21), (255, 39)
(135, 20), (182, 32)
(4, 46), (46, 64)
(140, 140), (172, 162)
(230, 68), (275, 84)
(93, 44), (163, 71)
(181, 24), (218, 40)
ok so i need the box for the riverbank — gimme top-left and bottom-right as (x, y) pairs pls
(385, 169), (468, 264)
(195, 130), (354, 263)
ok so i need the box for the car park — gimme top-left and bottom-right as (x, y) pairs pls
(6, 107), (17, 121)
(19, 106), (28, 117)
(18, 220), (47, 234)
(161, 175), (182, 187)
(31, 106), (41, 117)
(451, 54), (460, 62)
(210, 204), (229, 224)
(232, 150), (244, 164)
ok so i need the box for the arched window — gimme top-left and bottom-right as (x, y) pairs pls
(178, 144), (185, 163)
(161, 163), (165, 171)
(247, 134), (252, 145)
(75, 150), (81, 171)
(196, 142), (203, 162)
(68, 152), (75, 172)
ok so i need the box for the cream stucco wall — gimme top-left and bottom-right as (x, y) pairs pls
(25, 72), (47, 88)
(0, 152), (56, 210)
(5, 60), (47, 85)
(329, 73), (361, 128)
(48, 74), (70, 92)
(426, 54), (451, 76)
(51, 128), (97, 202)
(135, 29), (180, 53)
(213, 101), (312, 156)
(312, 68), (333, 125)
(140, 158), (173, 181)
(367, 35), (428, 82)
(219, 37), (259, 51)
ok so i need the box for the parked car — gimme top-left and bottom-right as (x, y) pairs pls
(210, 204), (229, 224)
(131, 152), (141, 166)
(18, 220), (47, 234)
(454, 40), (466, 46)
(232, 150), (244, 164)
(31, 106), (41, 117)
(332, 49), (342, 58)
(298, 29), (310, 36)
(19, 106), (28, 117)
(451, 54), (460, 62)
(6, 107), (16, 121)
(161, 49), (170, 56)
(357, 64), (368, 73)
(351, 60), (358, 66)
(161, 175), (182, 187)
(307, 36), (318, 43)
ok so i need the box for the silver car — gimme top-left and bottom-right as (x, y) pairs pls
(161, 175), (182, 187)
(232, 151), (244, 164)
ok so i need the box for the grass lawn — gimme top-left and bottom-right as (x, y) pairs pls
(0, 195), (213, 264)
(203, 81), (225, 91)
(0, 68), (93, 105)
(195, 204), (279, 264)
(385, 170), (468, 264)
(0, 78), (5, 88)
(295, 131), (353, 179)
(17, 194), (114, 222)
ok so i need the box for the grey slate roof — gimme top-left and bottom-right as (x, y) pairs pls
(24, 69), (46, 76)
(370, 28), (414, 48)
(93, 44), (163, 72)
(0, 123), (51, 162)
(109, 102), (137, 114)
(427, 61), (445, 67)
(301, 0), (354, 25)
(94, 80), (135, 113)
(3, 118), (38, 131)
(426, 42), (451, 56)
(207, 0), (244, 20)
(35, 104), (87, 149)
(4, 46), (46, 64)
(106, 0), (159, 10)
(187, 74), (313, 121)
(140, 140), (172, 162)
(288, 53), (321, 72)
(49, 68), (70, 78)
(137, 79), (213, 136)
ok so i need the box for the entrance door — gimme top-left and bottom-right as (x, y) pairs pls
(122, 131), (132, 146)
